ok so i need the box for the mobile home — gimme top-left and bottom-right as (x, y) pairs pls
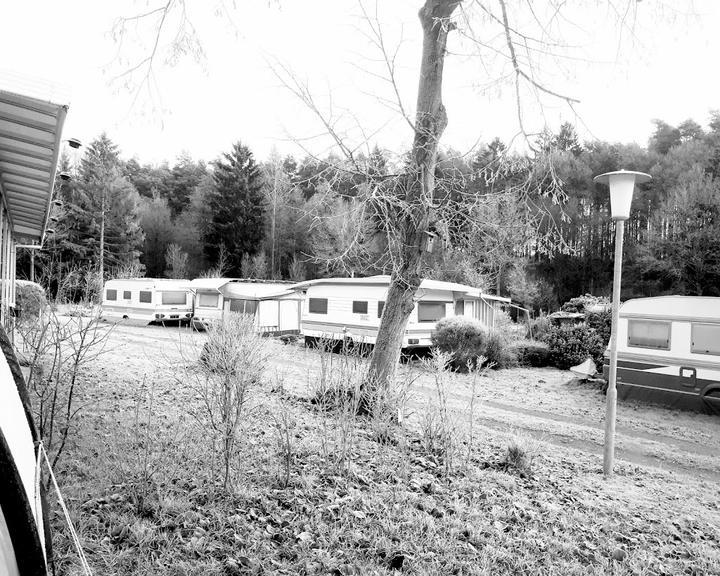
(292, 276), (509, 348)
(188, 278), (302, 334)
(603, 296), (720, 413)
(101, 278), (193, 324)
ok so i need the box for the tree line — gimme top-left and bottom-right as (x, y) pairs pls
(21, 114), (720, 309)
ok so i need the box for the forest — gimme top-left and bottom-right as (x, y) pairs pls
(24, 114), (720, 313)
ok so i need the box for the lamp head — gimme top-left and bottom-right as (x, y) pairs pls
(593, 170), (652, 220)
(67, 138), (82, 149)
(59, 171), (71, 181)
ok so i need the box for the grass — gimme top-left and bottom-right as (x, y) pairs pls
(47, 326), (720, 576)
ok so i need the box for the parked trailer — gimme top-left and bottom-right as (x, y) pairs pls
(101, 278), (193, 325)
(291, 276), (509, 349)
(188, 278), (302, 334)
(602, 296), (720, 414)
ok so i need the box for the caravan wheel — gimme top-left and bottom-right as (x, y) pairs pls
(701, 385), (720, 415)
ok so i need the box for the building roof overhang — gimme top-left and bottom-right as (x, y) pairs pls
(0, 89), (67, 245)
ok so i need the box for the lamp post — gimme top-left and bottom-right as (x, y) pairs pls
(593, 169), (651, 477)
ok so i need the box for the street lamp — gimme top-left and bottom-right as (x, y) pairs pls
(593, 169), (651, 477)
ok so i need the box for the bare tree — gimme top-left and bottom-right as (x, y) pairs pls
(112, 0), (643, 410)
(365, 0), (463, 391)
(164, 242), (189, 278)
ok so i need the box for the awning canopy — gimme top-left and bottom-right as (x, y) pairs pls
(0, 89), (67, 245)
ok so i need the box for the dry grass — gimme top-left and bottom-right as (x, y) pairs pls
(46, 323), (720, 576)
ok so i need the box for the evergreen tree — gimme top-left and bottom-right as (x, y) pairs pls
(168, 152), (207, 217)
(123, 158), (172, 199)
(56, 134), (144, 279)
(205, 142), (265, 275)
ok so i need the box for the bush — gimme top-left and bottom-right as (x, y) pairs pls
(586, 310), (612, 347)
(191, 314), (268, 489)
(513, 340), (551, 367)
(561, 294), (610, 314)
(546, 324), (605, 370)
(483, 330), (518, 369)
(525, 315), (552, 342)
(432, 319), (519, 371)
(15, 280), (47, 320)
(432, 317), (487, 372)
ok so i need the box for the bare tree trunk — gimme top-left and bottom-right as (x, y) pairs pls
(364, 0), (460, 405)
(271, 168), (278, 277)
(99, 190), (106, 286)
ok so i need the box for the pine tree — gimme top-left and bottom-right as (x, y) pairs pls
(168, 152), (207, 217)
(205, 142), (265, 275)
(50, 134), (144, 281)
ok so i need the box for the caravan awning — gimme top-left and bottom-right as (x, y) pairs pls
(0, 89), (67, 244)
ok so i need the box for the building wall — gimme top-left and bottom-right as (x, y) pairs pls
(0, 203), (18, 333)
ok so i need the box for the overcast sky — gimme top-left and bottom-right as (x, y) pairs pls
(2, 1), (719, 165)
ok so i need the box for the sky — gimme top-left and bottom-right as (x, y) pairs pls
(1, 1), (719, 166)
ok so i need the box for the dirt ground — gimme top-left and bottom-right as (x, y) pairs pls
(96, 321), (720, 483)
(49, 318), (720, 575)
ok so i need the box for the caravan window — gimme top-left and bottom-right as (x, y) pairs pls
(691, 323), (720, 356)
(106, 289), (117, 301)
(352, 301), (368, 314)
(378, 301), (385, 318)
(123, 291), (131, 300)
(418, 301), (446, 323)
(139, 291), (152, 303)
(198, 293), (219, 307)
(627, 320), (671, 350)
(162, 291), (186, 305)
(309, 298), (328, 314)
(229, 299), (258, 315)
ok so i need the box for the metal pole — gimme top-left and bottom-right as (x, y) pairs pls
(604, 218), (625, 476)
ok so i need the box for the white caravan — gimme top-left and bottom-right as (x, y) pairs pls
(603, 296), (720, 413)
(292, 276), (510, 349)
(188, 278), (302, 334)
(101, 278), (193, 324)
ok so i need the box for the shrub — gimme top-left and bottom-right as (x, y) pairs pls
(483, 330), (518, 369)
(586, 310), (612, 347)
(15, 280), (47, 320)
(546, 324), (605, 370)
(189, 314), (268, 489)
(503, 435), (537, 476)
(513, 340), (551, 367)
(525, 315), (552, 342)
(431, 316), (487, 372)
(17, 307), (112, 472)
(561, 294), (610, 314)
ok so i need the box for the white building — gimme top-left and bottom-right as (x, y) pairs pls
(0, 85), (68, 575)
(291, 275), (510, 348)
